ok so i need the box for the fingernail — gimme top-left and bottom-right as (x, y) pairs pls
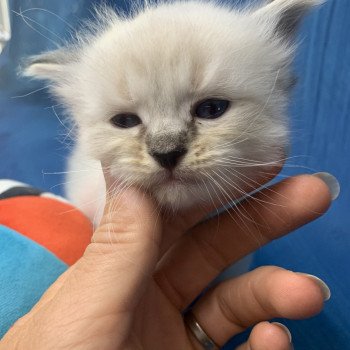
(272, 322), (292, 343)
(313, 172), (340, 201)
(299, 273), (331, 301)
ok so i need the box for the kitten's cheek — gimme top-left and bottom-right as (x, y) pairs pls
(239, 163), (283, 194)
(257, 160), (284, 187)
(275, 147), (288, 174)
(264, 163), (283, 182)
(258, 147), (287, 184)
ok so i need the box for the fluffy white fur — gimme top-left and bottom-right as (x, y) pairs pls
(24, 0), (321, 222)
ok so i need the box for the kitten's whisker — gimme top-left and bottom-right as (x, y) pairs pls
(230, 168), (325, 219)
(214, 169), (274, 234)
(62, 127), (76, 144)
(217, 168), (285, 209)
(98, 180), (140, 258)
(11, 86), (50, 99)
(13, 10), (62, 46)
(258, 171), (293, 179)
(50, 105), (74, 134)
(202, 170), (262, 246)
(199, 174), (221, 221)
(59, 175), (130, 220)
(200, 170), (237, 240)
(44, 103), (65, 110)
(213, 169), (273, 230)
(202, 170), (257, 227)
(214, 159), (281, 168)
(212, 162), (291, 206)
(43, 170), (97, 175)
(42, 165), (113, 176)
(210, 137), (250, 150)
(48, 179), (80, 191)
(189, 178), (210, 212)
(20, 8), (76, 30)
(228, 154), (309, 163)
(229, 168), (284, 202)
(104, 178), (134, 243)
(215, 154), (308, 167)
(217, 169), (289, 230)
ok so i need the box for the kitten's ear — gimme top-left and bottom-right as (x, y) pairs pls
(253, 0), (323, 40)
(21, 48), (77, 81)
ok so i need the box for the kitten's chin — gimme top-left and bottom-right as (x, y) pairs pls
(152, 181), (205, 211)
(150, 163), (283, 211)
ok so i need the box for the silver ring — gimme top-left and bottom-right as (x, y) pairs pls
(184, 311), (220, 350)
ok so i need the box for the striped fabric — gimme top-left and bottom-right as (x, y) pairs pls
(0, 180), (92, 338)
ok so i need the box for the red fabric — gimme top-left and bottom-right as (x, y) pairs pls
(0, 197), (93, 265)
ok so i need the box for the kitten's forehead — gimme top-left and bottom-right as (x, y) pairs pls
(85, 4), (270, 105)
(79, 1), (292, 123)
(96, 18), (213, 105)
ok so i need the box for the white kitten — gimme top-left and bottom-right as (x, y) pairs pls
(24, 0), (320, 222)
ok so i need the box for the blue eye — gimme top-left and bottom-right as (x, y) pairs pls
(194, 99), (230, 119)
(110, 114), (142, 128)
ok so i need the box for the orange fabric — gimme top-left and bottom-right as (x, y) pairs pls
(0, 197), (93, 265)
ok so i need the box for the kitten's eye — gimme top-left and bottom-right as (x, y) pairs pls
(110, 114), (142, 128)
(194, 99), (230, 119)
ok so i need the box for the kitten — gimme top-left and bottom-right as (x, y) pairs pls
(23, 0), (320, 222)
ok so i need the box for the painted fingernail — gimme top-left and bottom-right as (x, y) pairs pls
(272, 322), (292, 343)
(313, 172), (340, 201)
(299, 273), (331, 301)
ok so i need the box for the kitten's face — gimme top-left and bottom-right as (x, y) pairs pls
(24, 0), (319, 210)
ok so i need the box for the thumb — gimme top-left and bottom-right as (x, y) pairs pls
(72, 186), (162, 313)
(0, 187), (161, 350)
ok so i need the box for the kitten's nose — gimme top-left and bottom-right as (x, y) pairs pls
(151, 148), (187, 169)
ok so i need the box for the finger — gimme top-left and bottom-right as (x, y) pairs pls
(189, 267), (328, 347)
(235, 322), (292, 350)
(155, 174), (332, 309)
(32, 165), (150, 316)
(85, 186), (161, 306)
(48, 187), (160, 320)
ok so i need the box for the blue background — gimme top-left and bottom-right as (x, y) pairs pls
(0, 0), (349, 348)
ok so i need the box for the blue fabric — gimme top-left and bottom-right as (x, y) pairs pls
(238, 1), (350, 349)
(0, 0), (349, 348)
(0, 0), (93, 192)
(0, 225), (67, 338)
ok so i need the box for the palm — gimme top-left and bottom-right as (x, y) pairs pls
(119, 175), (332, 350)
(1, 175), (331, 350)
(125, 215), (206, 350)
(130, 281), (190, 349)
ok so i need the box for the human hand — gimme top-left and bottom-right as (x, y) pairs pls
(0, 173), (335, 350)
